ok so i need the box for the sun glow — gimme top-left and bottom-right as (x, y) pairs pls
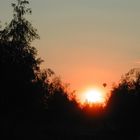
(83, 88), (106, 104)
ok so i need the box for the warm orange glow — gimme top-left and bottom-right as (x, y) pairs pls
(79, 87), (107, 106)
(85, 89), (104, 103)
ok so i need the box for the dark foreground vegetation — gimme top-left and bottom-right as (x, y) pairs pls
(1, 1), (140, 139)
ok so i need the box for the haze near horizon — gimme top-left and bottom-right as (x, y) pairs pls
(1, 0), (140, 93)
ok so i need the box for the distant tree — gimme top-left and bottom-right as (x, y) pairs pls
(45, 76), (79, 118)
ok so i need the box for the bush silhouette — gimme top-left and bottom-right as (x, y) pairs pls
(106, 68), (140, 136)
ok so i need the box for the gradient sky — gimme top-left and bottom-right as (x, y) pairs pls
(1, 0), (140, 96)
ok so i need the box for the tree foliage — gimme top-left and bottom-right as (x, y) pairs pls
(0, 0), (39, 43)
(1, 1), (140, 139)
(0, 0), (42, 114)
(106, 68), (140, 134)
(0, 0), (79, 118)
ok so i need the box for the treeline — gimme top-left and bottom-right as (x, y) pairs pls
(1, 1), (140, 139)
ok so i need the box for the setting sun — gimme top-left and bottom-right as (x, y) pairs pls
(82, 88), (106, 104)
(85, 89), (104, 103)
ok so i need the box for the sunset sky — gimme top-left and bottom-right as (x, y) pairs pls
(1, 0), (140, 97)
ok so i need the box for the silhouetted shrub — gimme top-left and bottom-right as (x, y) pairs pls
(106, 68), (140, 135)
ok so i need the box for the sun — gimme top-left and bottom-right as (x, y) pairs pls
(84, 88), (105, 104)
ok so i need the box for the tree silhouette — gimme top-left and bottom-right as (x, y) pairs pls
(0, 2), (81, 138)
(2, 1), (140, 139)
(44, 76), (79, 120)
(1, 1), (41, 139)
(0, 0), (43, 128)
(106, 68), (140, 137)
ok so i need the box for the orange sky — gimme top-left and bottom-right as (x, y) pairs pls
(1, 0), (140, 99)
